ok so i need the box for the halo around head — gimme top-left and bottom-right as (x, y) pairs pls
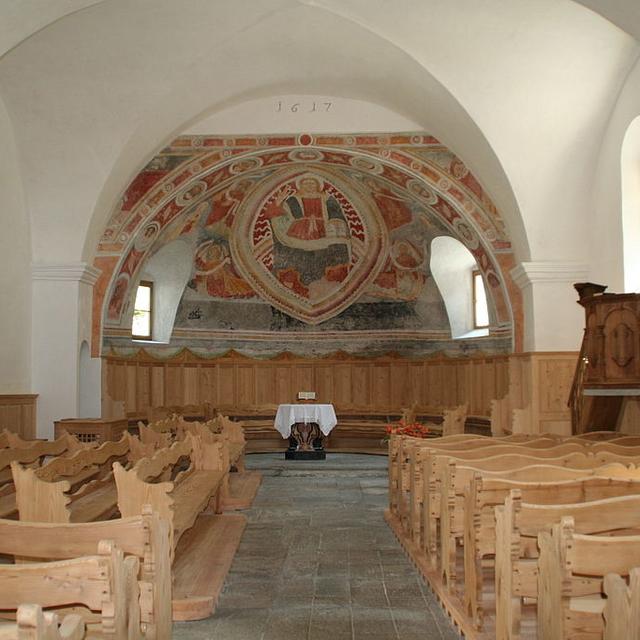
(295, 173), (324, 192)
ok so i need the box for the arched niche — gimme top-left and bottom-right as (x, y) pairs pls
(78, 340), (101, 417)
(430, 236), (490, 339)
(127, 238), (194, 343)
(622, 115), (640, 292)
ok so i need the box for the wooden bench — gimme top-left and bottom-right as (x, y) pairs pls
(114, 433), (230, 548)
(465, 475), (640, 631)
(416, 442), (640, 555)
(603, 568), (640, 640)
(405, 435), (567, 540)
(495, 490), (640, 640)
(537, 516), (640, 640)
(0, 604), (85, 640)
(432, 448), (640, 578)
(385, 431), (640, 639)
(430, 451), (595, 581)
(0, 540), (139, 640)
(214, 415), (246, 472)
(0, 508), (171, 639)
(414, 441), (591, 548)
(147, 404), (215, 423)
(11, 433), (144, 523)
(113, 433), (246, 620)
(0, 432), (88, 520)
(390, 433), (503, 517)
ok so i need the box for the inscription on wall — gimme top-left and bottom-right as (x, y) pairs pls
(275, 100), (333, 113)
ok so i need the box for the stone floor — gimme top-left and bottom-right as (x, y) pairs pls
(172, 453), (461, 640)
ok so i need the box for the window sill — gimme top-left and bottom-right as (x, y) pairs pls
(454, 328), (489, 340)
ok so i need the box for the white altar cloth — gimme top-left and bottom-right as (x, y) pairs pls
(274, 404), (337, 438)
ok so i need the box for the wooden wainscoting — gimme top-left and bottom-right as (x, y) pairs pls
(0, 394), (37, 439)
(492, 352), (578, 436)
(102, 349), (509, 419)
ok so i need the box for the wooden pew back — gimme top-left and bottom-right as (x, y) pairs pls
(0, 540), (139, 640)
(0, 509), (171, 639)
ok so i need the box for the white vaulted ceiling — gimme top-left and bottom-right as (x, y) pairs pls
(0, 0), (638, 272)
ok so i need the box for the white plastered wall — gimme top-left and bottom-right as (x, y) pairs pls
(621, 116), (640, 292)
(592, 53), (640, 291)
(0, 95), (30, 393)
(0, 1), (637, 432)
(31, 266), (100, 437)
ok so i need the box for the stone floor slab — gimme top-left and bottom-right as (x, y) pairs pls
(172, 453), (460, 640)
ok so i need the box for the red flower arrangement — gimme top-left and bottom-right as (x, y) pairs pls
(383, 419), (430, 442)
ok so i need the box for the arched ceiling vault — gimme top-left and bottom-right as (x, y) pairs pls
(571, 0), (640, 41)
(0, 0), (635, 282)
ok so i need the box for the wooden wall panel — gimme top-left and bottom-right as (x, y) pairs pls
(389, 363), (408, 408)
(103, 350), (512, 418)
(200, 367), (218, 406)
(237, 366), (256, 407)
(504, 353), (578, 436)
(218, 365), (235, 406)
(136, 365), (151, 414)
(125, 364), (137, 413)
(315, 366), (334, 404)
(0, 395), (37, 439)
(351, 365), (370, 407)
(165, 366), (183, 406)
(255, 367), (275, 405)
(183, 366), (200, 405)
(293, 365), (314, 395)
(275, 366), (292, 404)
(372, 365), (391, 407)
(333, 365), (352, 407)
(150, 365), (164, 408)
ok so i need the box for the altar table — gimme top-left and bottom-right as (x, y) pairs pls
(274, 404), (337, 438)
(274, 404), (337, 460)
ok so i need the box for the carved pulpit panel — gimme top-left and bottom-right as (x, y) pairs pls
(604, 309), (639, 380)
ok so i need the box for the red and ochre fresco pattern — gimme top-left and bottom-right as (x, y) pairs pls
(92, 133), (523, 353)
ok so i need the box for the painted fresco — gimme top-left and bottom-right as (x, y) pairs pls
(97, 133), (518, 357)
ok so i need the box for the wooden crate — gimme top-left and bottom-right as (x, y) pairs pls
(54, 418), (128, 444)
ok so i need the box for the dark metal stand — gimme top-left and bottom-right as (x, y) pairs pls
(285, 422), (326, 460)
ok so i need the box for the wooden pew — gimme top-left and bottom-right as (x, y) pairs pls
(438, 459), (614, 592)
(421, 444), (596, 558)
(0, 540), (139, 640)
(406, 435), (567, 541)
(537, 516), (640, 640)
(495, 491), (640, 640)
(603, 568), (640, 640)
(0, 509), (171, 639)
(0, 604), (85, 640)
(11, 433), (143, 523)
(392, 432), (541, 523)
(0, 430), (11, 449)
(138, 422), (172, 448)
(0, 432), (88, 520)
(441, 403), (468, 437)
(114, 433), (248, 620)
(466, 475), (640, 631)
(113, 433), (230, 550)
(421, 444), (640, 560)
(214, 415), (246, 472)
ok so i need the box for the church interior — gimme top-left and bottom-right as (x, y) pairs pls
(2, 1), (640, 638)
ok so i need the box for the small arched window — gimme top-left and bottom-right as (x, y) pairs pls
(132, 281), (153, 340)
(472, 270), (489, 328)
